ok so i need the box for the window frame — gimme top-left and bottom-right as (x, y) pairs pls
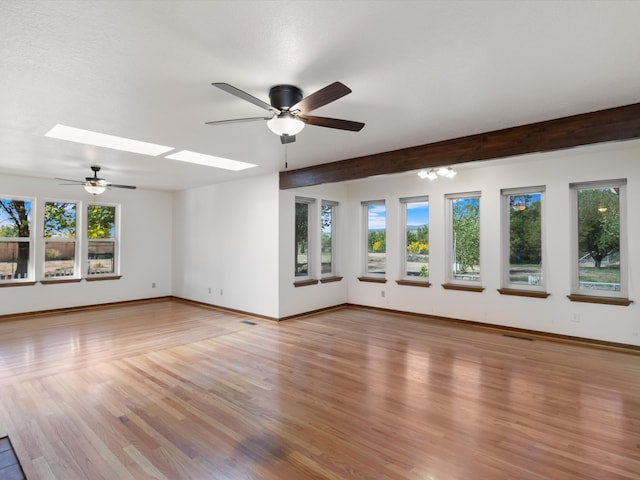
(400, 195), (429, 282)
(86, 202), (120, 278)
(0, 195), (35, 283)
(321, 200), (338, 278)
(294, 196), (315, 281)
(43, 200), (80, 280)
(569, 179), (628, 300)
(362, 200), (386, 279)
(445, 191), (481, 286)
(500, 186), (546, 293)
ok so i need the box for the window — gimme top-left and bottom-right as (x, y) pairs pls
(501, 187), (545, 291)
(321, 201), (337, 276)
(400, 196), (429, 280)
(445, 192), (480, 284)
(570, 179), (627, 299)
(295, 197), (314, 278)
(363, 201), (386, 276)
(44, 201), (78, 278)
(87, 204), (117, 276)
(0, 197), (33, 281)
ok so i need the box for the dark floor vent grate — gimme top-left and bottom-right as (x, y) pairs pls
(240, 320), (258, 326)
(0, 436), (26, 480)
(503, 334), (534, 341)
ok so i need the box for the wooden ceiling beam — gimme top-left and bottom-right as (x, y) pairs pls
(279, 102), (640, 189)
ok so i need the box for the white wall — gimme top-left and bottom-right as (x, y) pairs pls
(172, 173), (280, 318)
(0, 173), (173, 315)
(343, 140), (640, 346)
(278, 182), (349, 318)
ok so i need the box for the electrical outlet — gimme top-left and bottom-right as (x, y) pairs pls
(208, 287), (212, 294)
(152, 282), (156, 288)
(381, 290), (385, 298)
(571, 313), (580, 323)
(220, 289), (223, 295)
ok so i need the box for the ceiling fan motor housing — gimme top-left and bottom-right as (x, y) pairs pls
(269, 85), (302, 110)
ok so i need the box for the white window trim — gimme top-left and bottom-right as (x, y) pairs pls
(43, 199), (81, 280)
(294, 197), (315, 281)
(0, 195), (35, 283)
(400, 195), (429, 282)
(362, 200), (386, 278)
(500, 186), (546, 292)
(85, 202), (120, 277)
(321, 200), (338, 278)
(570, 179), (627, 299)
(445, 191), (481, 285)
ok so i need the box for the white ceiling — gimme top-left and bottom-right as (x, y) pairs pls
(1, 0), (640, 192)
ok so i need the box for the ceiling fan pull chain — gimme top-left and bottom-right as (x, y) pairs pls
(284, 143), (288, 169)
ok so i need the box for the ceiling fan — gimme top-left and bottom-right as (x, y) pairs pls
(206, 81), (365, 144)
(57, 166), (136, 195)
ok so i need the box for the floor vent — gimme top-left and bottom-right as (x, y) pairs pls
(240, 320), (258, 326)
(0, 436), (26, 480)
(503, 334), (534, 341)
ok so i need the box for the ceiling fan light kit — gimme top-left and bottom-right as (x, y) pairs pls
(267, 112), (305, 136)
(84, 184), (107, 195)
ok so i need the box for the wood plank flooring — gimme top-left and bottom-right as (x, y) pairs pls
(0, 299), (639, 479)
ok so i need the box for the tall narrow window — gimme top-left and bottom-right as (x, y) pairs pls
(295, 197), (314, 278)
(44, 201), (78, 278)
(570, 179), (627, 299)
(362, 200), (386, 276)
(446, 192), (480, 284)
(400, 196), (429, 280)
(501, 187), (545, 291)
(321, 201), (337, 276)
(0, 197), (33, 281)
(87, 204), (117, 276)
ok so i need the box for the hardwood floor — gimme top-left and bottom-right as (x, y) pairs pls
(0, 299), (639, 479)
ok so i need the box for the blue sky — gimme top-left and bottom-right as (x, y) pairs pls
(367, 204), (386, 230)
(407, 202), (429, 227)
(367, 202), (430, 230)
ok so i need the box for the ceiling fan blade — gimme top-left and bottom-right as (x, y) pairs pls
(205, 116), (272, 126)
(108, 184), (137, 190)
(299, 115), (365, 132)
(290, 82), (352, 114)
(56, 177), (85, 184)
(280, 134), (296, 144)
(212, 83), (280, 113)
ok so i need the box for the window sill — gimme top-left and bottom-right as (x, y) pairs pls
(358, 277), (387, 284)
(85, 275), (122, 282)
(320, 276), (343, 284)
(41, 278), (83, 285)
(293, 279), (319, 287)
(0, 281), (37, 288)
(396, 280), (431, 287)
(567, 294), (633, 306)
(498, 288), (550, 298)
(442, 283), (485, 292)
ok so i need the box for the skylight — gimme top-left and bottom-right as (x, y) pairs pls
(45, 125), (174, 156)
(165, 150), (257, 171)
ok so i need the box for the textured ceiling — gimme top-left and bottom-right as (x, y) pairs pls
(1, 0), (640, 191)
